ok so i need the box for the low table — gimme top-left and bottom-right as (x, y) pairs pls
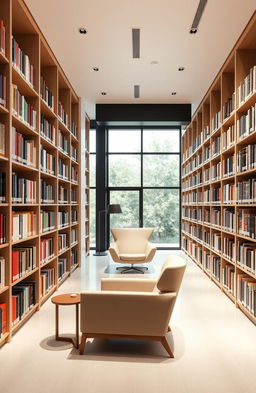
(51, 293), (80, 349)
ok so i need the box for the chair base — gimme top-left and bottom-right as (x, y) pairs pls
(79, 332), (174, 358)
(116, 265), (148, 274)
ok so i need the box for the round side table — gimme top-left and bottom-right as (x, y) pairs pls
(51, 293), (81, 349)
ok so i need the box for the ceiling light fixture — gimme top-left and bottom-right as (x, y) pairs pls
(171, 92), (177, 95)
(101, 92), (107, 96)
(178, 67), (185, 71)
(132, 28), (140, 58)
(79, 28), (87, 34)
(134, 85), (140, 98)
(190, 0), (208, 34)
(93, 67), (99, 71)
(150, 61), (159, 65)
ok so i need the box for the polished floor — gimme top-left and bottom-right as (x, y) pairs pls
(0, 250), (256, 393)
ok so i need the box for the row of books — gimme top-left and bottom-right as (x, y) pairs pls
(12, 37), (36, 88)
(223, 236), (235, 261)
(212, 162), (221, 180)
(71, 145), (78, 161)
(58, 158), (69, 180)
(237, 144), (256, 173)
(40, 237), (54, 264)
(212, 136), (221, 157)
(212, 233), (221, 253)
(58, 257), (67, 281)
(238, 241), (256, 275)
(0, 303), (6, 337)
(0, 123), (5, 156)
(40, 77), (54, 110)
(223, 183), (235, 204)
(222, 264), (235, 294)
(0, 213), (6, 244)
(40, 147), (55, 174)
(238, 209), (256, 239)
(12, 211), (36, 241)
(58, 233), (68, 251)
(0, 256), (5, 288)
(12, 246), (36, 282)
(71, 166), (78, 183)
(212, 111), (222, 132)
(223, 125), (235, 150)
(58, 211), (69, 228)
(0, 171), (6, 203)
(237, 104), (256, 140)
(58, 102), (68, 126)
(0, 20), (6, 55)
(237, 66), (256, 107)
(41, 180), (54, 204)
(58, 131), (69, 154)
(71, 229), (78, 244)
(211, 208), (221, 226)
(71, 250), (78, 268)
(223, 155), (234, 177)
(40, 210), (55, 233)
(223, 208), (235, 231)
(71, 209), (78, 223)
(223, 93), (235, 120)
(12, 127), (36, 167)
(12, 84), (37, 128)
(212, 256), (221, 281)
(12, 281), (36, 325)
(0, 73), (6, 107)
(71, 188), (77, 203)
(71, 121), (78, 138)
(12, 173), (36, 203)
(41, 114), (56, 144)
(58, 185), (69, 204)
(237, 274), (256, 316)
(41, 267), (54, 297)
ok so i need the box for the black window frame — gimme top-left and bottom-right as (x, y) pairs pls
(107, 125), (181, 250)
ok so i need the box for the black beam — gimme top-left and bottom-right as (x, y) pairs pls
(96, 104), (191, 124)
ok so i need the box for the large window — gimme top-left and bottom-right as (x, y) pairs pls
(108, 128), (181, 248)
(89, 129), (96, 247)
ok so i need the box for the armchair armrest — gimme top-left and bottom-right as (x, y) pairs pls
(145, 241), (157, 262)
(80, 291), (176, 337)
(101, 278), (157, 292)
(108, 242), (120, 262)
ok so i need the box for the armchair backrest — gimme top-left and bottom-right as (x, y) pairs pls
(111, 228), (154, 253)
(156, 255), (186, 293)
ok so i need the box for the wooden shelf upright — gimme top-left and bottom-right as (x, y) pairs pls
(181, 11), (256, 325)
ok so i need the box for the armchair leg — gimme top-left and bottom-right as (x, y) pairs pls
(160, 336), (174, 358)
(116, 265), (148, 274)
(80, 333), (87, 355)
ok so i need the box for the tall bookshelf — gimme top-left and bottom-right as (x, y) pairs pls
(85, 115), (90, 255)
(0, 0), (81, 345)
(181, 12), (256, 324)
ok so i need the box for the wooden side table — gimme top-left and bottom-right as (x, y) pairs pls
(51, 293), (81, 349)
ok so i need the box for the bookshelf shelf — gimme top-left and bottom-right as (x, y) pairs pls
(182, 11), (256, 324)
(0, 0), (82, 346)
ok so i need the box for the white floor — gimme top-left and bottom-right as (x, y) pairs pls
(0, 250), (256, 393)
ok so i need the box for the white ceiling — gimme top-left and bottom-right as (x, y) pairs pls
(25, 0), (256, 119)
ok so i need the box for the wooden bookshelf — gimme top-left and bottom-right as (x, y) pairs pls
(85, 115), (90, 255)
(181, 12), (256, 324)
(0, 0), (81, 345)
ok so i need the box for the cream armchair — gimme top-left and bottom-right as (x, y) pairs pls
(80, 255), (186, 357)
(108, 228), (157, 273)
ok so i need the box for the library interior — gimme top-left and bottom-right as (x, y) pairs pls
(0, 1), (256, 393)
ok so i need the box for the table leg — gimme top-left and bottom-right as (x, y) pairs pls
(75, 304), (79, 349)
(55, 304), (59, 340)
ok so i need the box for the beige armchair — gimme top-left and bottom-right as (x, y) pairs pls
(80, 255), (186, 357)
(108, 228), (157, 273)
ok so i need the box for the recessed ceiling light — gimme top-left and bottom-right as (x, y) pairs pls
(79, 28), (87, 34)
(93, 67), (99, 71)
(178, 67), (185, 71)
(150, 61), (159, 65)
(171, 92), (177, 95)
(101, 92), (107, 96)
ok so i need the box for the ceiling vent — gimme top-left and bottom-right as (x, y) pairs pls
(134, 85), (140, 98)
(132, 28), (140, 58)
(190, 0), (208, 33)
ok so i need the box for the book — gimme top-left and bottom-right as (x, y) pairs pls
(58, 158), (69, 180)
(40, 77), (54, 110)
(12, 172), (36, 203)
(58, 130), (69, 154)
(40, 267), (55, 297)
(12, 246), (36, 282)
(40, 237), (54, 264)
(58, 233), (68, 251)
(58, 257), (67, 280)
(12, 281), (36, 323)
(40, 147), (55, 174)
(71, 250), (78, 268)
(58, 185), (69, 204)
(0, 73), (6, 107)
(58, 210), (69, 228)
(0, 303), (7, 336)
(40, 210), (55, 233)
(237, 65), (256, 107)
(0, 256), (5, 288)
(12, 127), (36, 166)
(71, 229), (78, 245)
(58, 102), (68, 126)
(0, 171), (6, 203)
(0, 122), (5, 156)
(0, 213), (6, 244)
(41, 179), (54, 204)
(41, 114), (56, 144)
